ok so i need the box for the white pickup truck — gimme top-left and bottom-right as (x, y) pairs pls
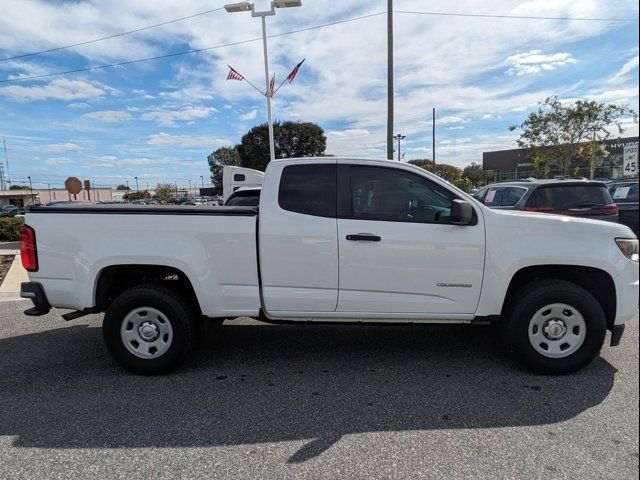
(20, 158), (638, 375)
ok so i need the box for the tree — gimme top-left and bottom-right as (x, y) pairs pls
(237, 121), (327, 171)
(509, 96), (637, 177)
(462, 162), (485, 187)
(207, 147), (240, 187)
(454, 177), (474, 193)
(124, 190), (150, 201)
(116, 184), (130, 191)
(154, 182), (174, 202)
(408, 159), (462, 184)
(9, 185), (29, 190)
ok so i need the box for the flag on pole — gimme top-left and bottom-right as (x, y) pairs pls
(226, 65), (245, 81)
(269, 73), (276, 97)
(286, 58), (305, 83)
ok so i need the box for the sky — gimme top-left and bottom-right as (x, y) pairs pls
(0, 0), (638, 190)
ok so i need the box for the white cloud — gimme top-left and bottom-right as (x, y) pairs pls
(45, 157), (74, 165)
(147, 132), (231, 148)
(607, 55), (639, 84)
(0, 78), (105, 101)
(239, 109), (258, 121)
(47, 143), (84, 152)
(506, 50), (578, 75)
(141, 106), (216, 127)
(83, 110), (133, 123)
(67, 102), (91, 109)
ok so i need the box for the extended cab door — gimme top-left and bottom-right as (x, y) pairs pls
(258, 159), (339, 313)
(336, 163), (485, 315)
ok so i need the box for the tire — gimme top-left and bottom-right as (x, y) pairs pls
(102, 283), (197, 375)
(502, 279), (606, 374)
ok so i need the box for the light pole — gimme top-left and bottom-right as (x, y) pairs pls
(188, 179), (192, 196)
(224, 0), (302, 163)
(200, 175), (205, 195)
(394, 134), (406, 161)
(27, 176), (35, 205)
(134, 176), (139, 198)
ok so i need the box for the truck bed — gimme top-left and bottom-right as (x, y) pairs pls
(24, 205), (261, 317)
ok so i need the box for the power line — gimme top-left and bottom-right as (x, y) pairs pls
(0, 12), (386, 84)
(0, 7), (225, 62)
(394, 10), (640, 22)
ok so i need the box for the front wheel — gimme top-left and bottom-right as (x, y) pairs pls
(502, 279), (607, 374)
(103, 284), (197, 374)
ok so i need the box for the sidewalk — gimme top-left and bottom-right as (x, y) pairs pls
(0, 241), (28, 302)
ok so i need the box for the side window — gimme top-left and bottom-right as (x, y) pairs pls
(278, 164), (336, 218)
(483, 187), (504, 206)
(500, 187), (527, 206)
(233, 174), (246, 182)
(349, 166), (456, 223)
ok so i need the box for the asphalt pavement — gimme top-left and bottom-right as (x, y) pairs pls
(0, 301), (638, 479)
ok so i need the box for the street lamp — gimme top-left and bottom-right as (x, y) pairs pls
(134, 176), (139, 198)
(394, 133), (406, 161)
(27, 176), (35, 205)
(224, 0), (302, 163)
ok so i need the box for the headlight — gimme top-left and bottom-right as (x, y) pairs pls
(616, 238), (639, 262)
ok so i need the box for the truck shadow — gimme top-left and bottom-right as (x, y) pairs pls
(0, 320), (617, 463)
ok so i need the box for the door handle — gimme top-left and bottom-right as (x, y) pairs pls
(346, 233), (381, 242)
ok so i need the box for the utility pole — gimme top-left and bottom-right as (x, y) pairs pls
(3, 139), (10, 188)
(387, 0), (394, 160)
(432, 107), (436, 167)
(0, 162), (5, 191)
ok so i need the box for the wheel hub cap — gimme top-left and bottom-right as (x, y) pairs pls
(543, 319), (567, 340)
(120, 307), (174, 359)
(139, 321), (159, 341)
(528, 303), (587, 359)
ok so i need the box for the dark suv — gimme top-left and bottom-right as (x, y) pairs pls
(608, 179), (639, 235)
(473, 180), (619, 222)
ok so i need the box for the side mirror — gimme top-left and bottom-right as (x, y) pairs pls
(450, 199), (474, 225)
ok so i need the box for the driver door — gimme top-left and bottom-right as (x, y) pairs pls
(336, 164), (485, 315)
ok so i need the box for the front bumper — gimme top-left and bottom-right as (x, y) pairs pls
(20, 282), (51, 316)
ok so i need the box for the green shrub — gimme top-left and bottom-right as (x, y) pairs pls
(0, 217), (24, 241)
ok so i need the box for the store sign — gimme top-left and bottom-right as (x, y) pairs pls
(623, 144), (638, 177)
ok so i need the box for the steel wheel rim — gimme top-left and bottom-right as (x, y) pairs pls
(528, 303), (586, 359)
(120, 307), (173, 359)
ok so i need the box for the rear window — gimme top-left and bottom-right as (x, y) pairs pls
(278, 164), (336, 218)
(533, 185), (612, 210)
(610, 183), (639, 202)
(483, 187), (504, 206)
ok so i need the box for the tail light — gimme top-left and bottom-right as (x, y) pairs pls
(20, 224), (38, 272)
(524, 206), (554, 212)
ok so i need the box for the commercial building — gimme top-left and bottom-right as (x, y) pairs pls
(483, 136), (639, 181)
(0, 188), (113, 207)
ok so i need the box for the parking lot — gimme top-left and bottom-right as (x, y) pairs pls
(0, 300), (637, 479)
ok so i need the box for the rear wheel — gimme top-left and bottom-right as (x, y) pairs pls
(103, 284), (196, 374)
(502, 279), (606, 374)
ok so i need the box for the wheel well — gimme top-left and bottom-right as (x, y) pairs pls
(503, 265), (616, 328)
(95, 265), (201, 315)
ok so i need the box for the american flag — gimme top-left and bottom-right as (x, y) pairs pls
(286, 58), (305, 83)
(268, 74), (275, 97)
(226, 66), (244, 81)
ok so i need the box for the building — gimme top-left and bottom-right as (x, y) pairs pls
(0, 188), (113, 207)
(483, 136), (639, 181)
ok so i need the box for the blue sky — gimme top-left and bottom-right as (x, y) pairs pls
(0, 0), (638, 190)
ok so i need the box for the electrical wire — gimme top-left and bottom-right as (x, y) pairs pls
(0, 12), (386, 83)
(0, 7), (225, 62)
(394, 10), (640, 22)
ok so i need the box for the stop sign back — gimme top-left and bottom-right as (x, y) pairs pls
(65, 177), (83, 195)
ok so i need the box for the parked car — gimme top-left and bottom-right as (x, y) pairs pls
(223, 187), (261, 207)
(1, 205), (18, 217)
(20, 158), (638, 375)
(473, 179), (619, 222)
(609, 179), (639, 236)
